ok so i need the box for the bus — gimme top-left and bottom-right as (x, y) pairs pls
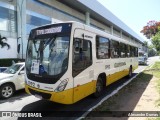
(25, 21), (138, 104)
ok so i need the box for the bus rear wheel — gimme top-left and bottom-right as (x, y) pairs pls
(128, 67), (132, 78)
(94, 77), (104, 97)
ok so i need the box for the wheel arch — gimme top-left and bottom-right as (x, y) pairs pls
(97, 72), (107, 86)
(0, 82), (16, 91)
(130, 65), (132, 69)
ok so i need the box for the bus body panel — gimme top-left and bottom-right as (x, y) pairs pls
(25, 21), (139, 104)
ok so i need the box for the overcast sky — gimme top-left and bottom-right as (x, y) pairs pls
(97, 0), (160, 43)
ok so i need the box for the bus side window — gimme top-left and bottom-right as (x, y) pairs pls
(110, 40), (119, 58)
(119, 42), (126, 58)
(72, 38), (92, 77)
(73, 39), (80, 64)
(96, 36), (110, 59)
(126, 45), (130, 57)
(130, 46), (135, 57)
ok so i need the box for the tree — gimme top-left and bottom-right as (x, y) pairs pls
(143, 41), (148, 47)
(141, 20), (160, 55)
(141, 20), (160, 39)
(152, 30), (160, 54)
(0, 34), (10, 49)
(148, 45), (157, 57)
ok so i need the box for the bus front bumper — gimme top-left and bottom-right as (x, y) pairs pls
(25, 85), (73, 104)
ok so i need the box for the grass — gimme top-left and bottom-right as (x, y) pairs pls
(156, 77), (160, 94)
(152, 62), (160, 69)
(136, 62), (160, 119)
(151, 62), (160, 108)
(147, 118), (160, 120)
(86, 61), (160, 119)
(151, 62), (160, 78)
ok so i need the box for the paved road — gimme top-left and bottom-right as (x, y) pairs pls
(0, 56), (159, 120)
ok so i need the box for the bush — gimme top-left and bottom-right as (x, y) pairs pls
(0, 59), (25, 67)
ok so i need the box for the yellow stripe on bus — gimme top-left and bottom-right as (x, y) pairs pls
(25, 85), (73, 104)
(107, 69), (129, 85)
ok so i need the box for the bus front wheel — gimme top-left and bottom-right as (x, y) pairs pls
(94, 77), (104, 97)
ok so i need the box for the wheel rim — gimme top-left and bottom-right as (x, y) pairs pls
(2, 86), (13, 98)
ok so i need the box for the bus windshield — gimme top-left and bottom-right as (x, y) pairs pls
(26, 36), (69, 77)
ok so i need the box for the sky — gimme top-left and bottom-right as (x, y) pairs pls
(97, 0), (160, 44)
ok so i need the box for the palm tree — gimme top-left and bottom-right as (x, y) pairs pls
(0, 34), (10, 49)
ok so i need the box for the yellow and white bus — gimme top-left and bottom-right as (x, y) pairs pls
(25, 21), (138, 104)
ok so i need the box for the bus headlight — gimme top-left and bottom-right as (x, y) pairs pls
(54, 79), (68, 92)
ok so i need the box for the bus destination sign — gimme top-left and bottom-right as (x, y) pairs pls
(36, 26), (62, 35)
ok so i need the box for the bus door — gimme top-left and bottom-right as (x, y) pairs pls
(72, 29), (94, 102)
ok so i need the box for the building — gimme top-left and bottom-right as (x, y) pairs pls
(0, 0), (144, 59)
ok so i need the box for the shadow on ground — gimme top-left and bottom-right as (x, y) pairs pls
(0, 89), (29, 104)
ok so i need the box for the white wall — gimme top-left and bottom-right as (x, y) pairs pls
(0, 38), (17, 59)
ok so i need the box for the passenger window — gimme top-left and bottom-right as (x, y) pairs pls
(130, 46), (135, 57)
(96, 36), (110, 59)
(72, 38), (92, 77)
(110, 40), (119, 58)
(126, 45), (130, 57)
(135, 47), (138, 57)
(119, 43), (126, 58)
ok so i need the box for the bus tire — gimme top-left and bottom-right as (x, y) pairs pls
(128, 66), (132, 78)
(93, 77), (104, 97)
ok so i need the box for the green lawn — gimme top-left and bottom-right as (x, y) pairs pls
(152, 62), (160, 69)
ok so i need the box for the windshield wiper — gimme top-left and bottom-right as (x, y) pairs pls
(32, 36), (57, 62)
(43, 35), (57, 51)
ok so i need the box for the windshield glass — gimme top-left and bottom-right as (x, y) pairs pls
(3, 64), (22, 74)
(26, 36), (69, 76)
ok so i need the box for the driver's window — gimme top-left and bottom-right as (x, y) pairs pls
(72, 38), (92, 77)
